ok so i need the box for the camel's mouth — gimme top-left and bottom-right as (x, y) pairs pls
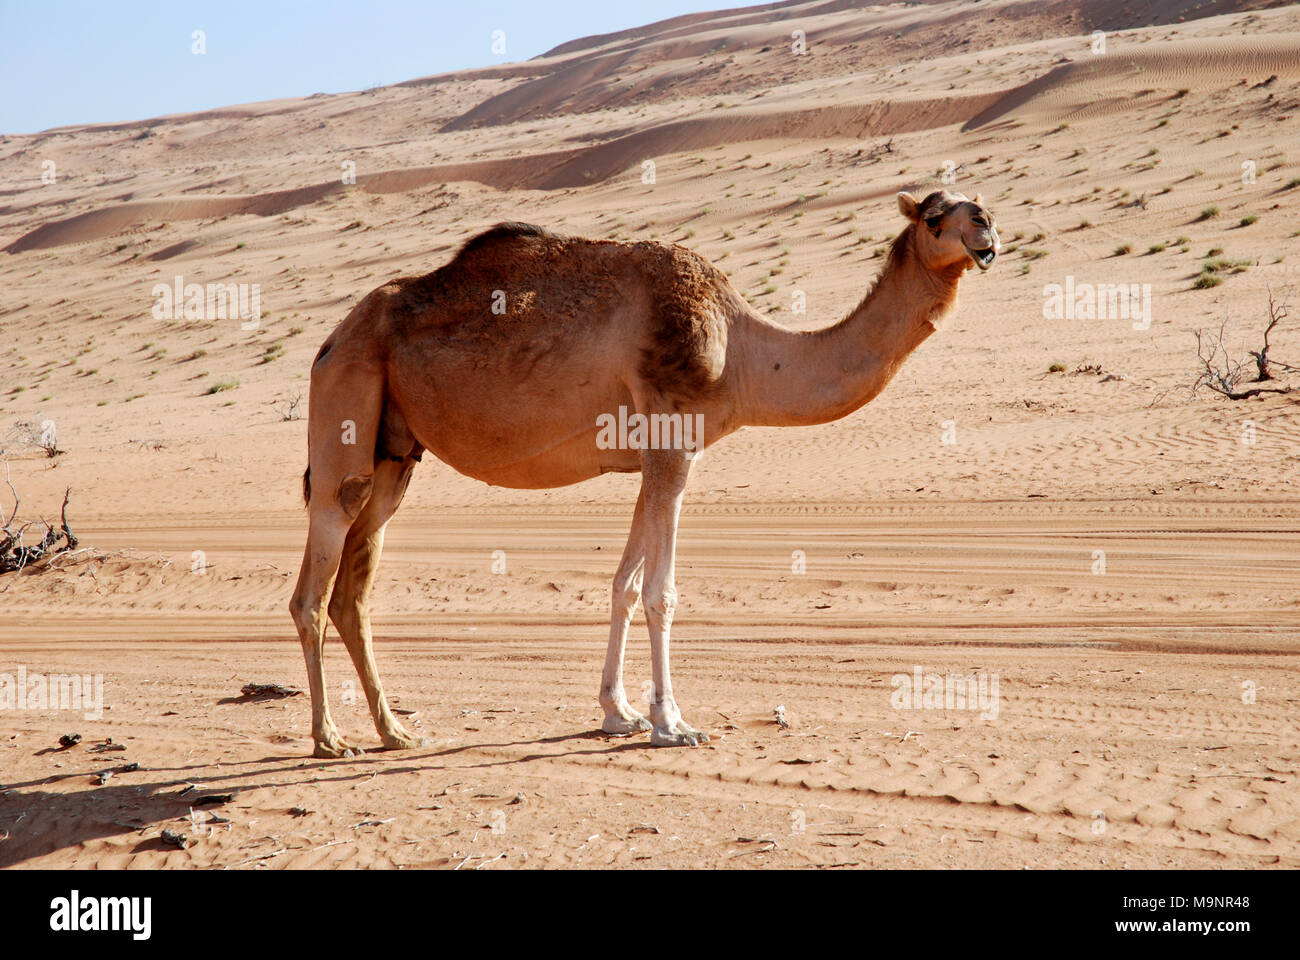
(965, 244), (997, 271)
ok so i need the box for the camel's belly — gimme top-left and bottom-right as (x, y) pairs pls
(388, 335), (714, 489)
(428, 431), (642, 489)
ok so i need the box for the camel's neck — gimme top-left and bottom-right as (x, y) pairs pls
(735, 227), (961, 428)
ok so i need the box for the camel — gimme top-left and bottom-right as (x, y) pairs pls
(289, 189), (999, 756)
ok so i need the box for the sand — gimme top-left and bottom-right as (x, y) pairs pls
(1, 0), (1299, 868)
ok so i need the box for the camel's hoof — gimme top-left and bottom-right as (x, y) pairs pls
(650, 726), (710, 748)
(313, 740), (365, 759)
(381, 731), (431, 751)
(601, 714), (652, 736)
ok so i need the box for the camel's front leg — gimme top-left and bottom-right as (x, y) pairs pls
(600, 492), (652, 735)
(639, 449), (708, 747)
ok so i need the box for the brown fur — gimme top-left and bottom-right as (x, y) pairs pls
(387, 223), (728, 401)
(636, 241), (731, 400)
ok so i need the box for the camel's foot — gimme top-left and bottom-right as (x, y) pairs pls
(601, 710), (652, 736)
(312, 733), (365, 759)
(599, 690), (652, 736)
(650, 718), (710, 748)
(649, 700), (708, 747)
(378, 722), (430, 751)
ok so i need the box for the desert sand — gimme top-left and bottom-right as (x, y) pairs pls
(1, 0), (1299, 869)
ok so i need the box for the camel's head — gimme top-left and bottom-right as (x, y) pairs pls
(897, 190), (1000, 273)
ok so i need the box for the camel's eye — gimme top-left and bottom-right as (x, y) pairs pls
(924, 215), (943, 232)
(972, 214), (989, 228)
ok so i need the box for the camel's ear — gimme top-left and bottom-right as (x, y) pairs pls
(897, 192), (921, 222)
(974, 193), (985, 206)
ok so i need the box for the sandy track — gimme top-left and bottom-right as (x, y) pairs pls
(2, 501), (1297, 869)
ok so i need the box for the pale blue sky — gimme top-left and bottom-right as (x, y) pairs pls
(0, 0), (764, 134)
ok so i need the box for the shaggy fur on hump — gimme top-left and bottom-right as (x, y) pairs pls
(421, 221), (726, 400)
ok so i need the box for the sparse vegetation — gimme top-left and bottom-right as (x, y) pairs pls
(4, 419), (63, 458)
(1202, 256), (1252, 276)
(1192, 288), (1295, 398)
(276, 392), (304, 422)
(0, 469), (82, 575)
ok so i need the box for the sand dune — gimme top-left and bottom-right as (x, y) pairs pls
(7, 91), (1006, 253)
(966, 34), (1300, 130)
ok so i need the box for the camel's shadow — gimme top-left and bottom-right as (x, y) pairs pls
(0, 727), (654, 866)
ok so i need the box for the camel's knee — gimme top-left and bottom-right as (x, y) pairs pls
(644, 582), (677, 623)
(611, 567), (643, 615)
(288, 585), (314, 630)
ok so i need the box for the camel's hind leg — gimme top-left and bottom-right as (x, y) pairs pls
(328, 455), (426, 751)
(289, 351), (384, 758)
(291, 498), (366, 758)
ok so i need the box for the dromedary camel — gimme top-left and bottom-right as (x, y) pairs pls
(290, 189), (999, 756)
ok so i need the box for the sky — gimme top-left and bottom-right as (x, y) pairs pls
(0, 0), (765, 134)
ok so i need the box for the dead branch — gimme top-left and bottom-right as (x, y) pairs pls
(1, 461), (18, 529)
(1246, 286), (1295, 382)
(1192, 293), (1296, 400)
(0, 465), (85, 575)
(275, 391), (304, 422)
(2, 419), (63, 458)
(60, 488), (78, 550)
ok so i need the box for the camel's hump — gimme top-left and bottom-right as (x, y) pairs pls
(455, 221), (560, 260)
